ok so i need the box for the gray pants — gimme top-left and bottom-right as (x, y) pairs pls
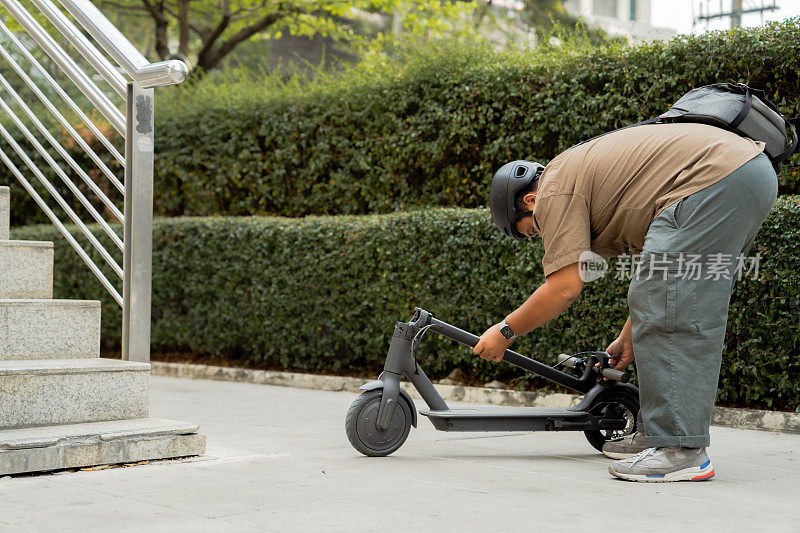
(628, 153), (777, 448)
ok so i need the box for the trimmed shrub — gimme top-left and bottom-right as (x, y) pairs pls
(11, 196), (800, 411)
(150, 20), (800, 216)
(4, 20), (800, 226)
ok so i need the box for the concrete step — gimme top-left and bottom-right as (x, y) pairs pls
(0, 358), (150, 429)
(0, 240), (53, 299)
(0, 418), (206, 475)
(0, 299), (100, 360)
(0, 186), (8, 240)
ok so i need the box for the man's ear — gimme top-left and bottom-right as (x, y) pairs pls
(522, 192), (537, 208)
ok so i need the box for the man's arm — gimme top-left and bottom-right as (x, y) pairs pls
(619, 315), (632, 342)
(473, 262), (584, 362)
(505, 262), (584, 335)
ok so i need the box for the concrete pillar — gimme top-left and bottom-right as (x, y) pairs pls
(731, 0), (743, 28)
(565, 0), (592, 18)
(637, 0), (651, 24)
(616, 0), (627, 21)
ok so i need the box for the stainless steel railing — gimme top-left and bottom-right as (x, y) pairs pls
(0, 0), (188, 362)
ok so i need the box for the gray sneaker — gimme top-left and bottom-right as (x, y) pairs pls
(608, 447), (715, 482)
(602, 431), (648, 459)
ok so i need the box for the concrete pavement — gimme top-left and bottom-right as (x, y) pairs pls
(2, 375), (798, 532)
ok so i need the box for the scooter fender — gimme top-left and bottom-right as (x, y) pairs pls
(359, 380), (418, 428)
(569, 382), (639, 413)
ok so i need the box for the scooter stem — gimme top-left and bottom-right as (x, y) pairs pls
(427, 317), (590, 392)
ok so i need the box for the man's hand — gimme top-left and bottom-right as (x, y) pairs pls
(473, 323), (512, 362)
(605, 336), (634, 371)
(605, 315), (635, 371)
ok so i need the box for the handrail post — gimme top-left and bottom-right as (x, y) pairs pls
(122, 80), (155, 363)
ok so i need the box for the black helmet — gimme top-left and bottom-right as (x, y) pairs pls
(489, 160), (544, 240)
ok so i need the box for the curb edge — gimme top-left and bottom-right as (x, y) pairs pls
(150, 361), (799, 434)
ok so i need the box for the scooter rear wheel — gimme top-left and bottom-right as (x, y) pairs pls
(346, 390), (413, 457)
(583, 389), (639, 452)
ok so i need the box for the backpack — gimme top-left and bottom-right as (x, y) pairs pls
(578, 83), (799, 174)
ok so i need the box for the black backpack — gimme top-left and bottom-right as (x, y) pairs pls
(577, 83), (799, 173)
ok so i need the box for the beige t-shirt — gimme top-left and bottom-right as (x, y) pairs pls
(531, 123), (765, 277)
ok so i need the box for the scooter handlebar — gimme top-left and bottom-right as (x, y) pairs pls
(601, 368), (630, 383)
(557, 353), (577, 368)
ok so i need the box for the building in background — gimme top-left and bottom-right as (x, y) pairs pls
(693, 0), (778, 30)
(563, 0), (676, 42)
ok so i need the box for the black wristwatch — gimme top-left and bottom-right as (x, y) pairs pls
(499, 319), (518, 340)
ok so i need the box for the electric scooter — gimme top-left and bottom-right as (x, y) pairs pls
(345, 307), (639, 456)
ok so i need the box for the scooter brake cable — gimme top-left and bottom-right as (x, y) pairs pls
(551, 350), (610, 369)
(410, 324), (435, 375)
(552, 354), (580, 369)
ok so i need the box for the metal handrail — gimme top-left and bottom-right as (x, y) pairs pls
(31, 0), (127, 97)
(0, 121), (123, 279)
(1, 0), (125, 134)
(58, 0), (188, 88)
(0, 21), (125, 168)
(0, 76), (125, 242)
(0, 67), (124, 218)
(0, 147), (123, 305)
(0, 0), (188, 362)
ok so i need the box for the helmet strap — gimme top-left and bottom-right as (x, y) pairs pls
(515, 210), (533, 222)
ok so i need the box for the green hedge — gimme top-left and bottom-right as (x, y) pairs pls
(11, 196), (800, 411)
(5, 20), (800, 226)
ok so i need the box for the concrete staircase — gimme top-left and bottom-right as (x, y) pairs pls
(0, 186), (205, 474)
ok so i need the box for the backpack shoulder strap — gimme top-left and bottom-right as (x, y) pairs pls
(728, 86), (753, 129)
(572, 117), (660, 150)
(774, 118), (800, 166)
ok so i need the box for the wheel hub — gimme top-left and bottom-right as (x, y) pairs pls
(603, 402), (635, 439)
(356, 397), (408, 451)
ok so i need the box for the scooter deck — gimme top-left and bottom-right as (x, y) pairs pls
(419, 406), (598, 432)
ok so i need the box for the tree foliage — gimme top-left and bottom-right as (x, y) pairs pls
(97, 0), (477, 73)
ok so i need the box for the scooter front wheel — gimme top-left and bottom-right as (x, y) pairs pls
(346, 390), (413, 457)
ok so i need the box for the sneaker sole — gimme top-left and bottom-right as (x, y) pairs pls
(608, 460), (715, 482)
